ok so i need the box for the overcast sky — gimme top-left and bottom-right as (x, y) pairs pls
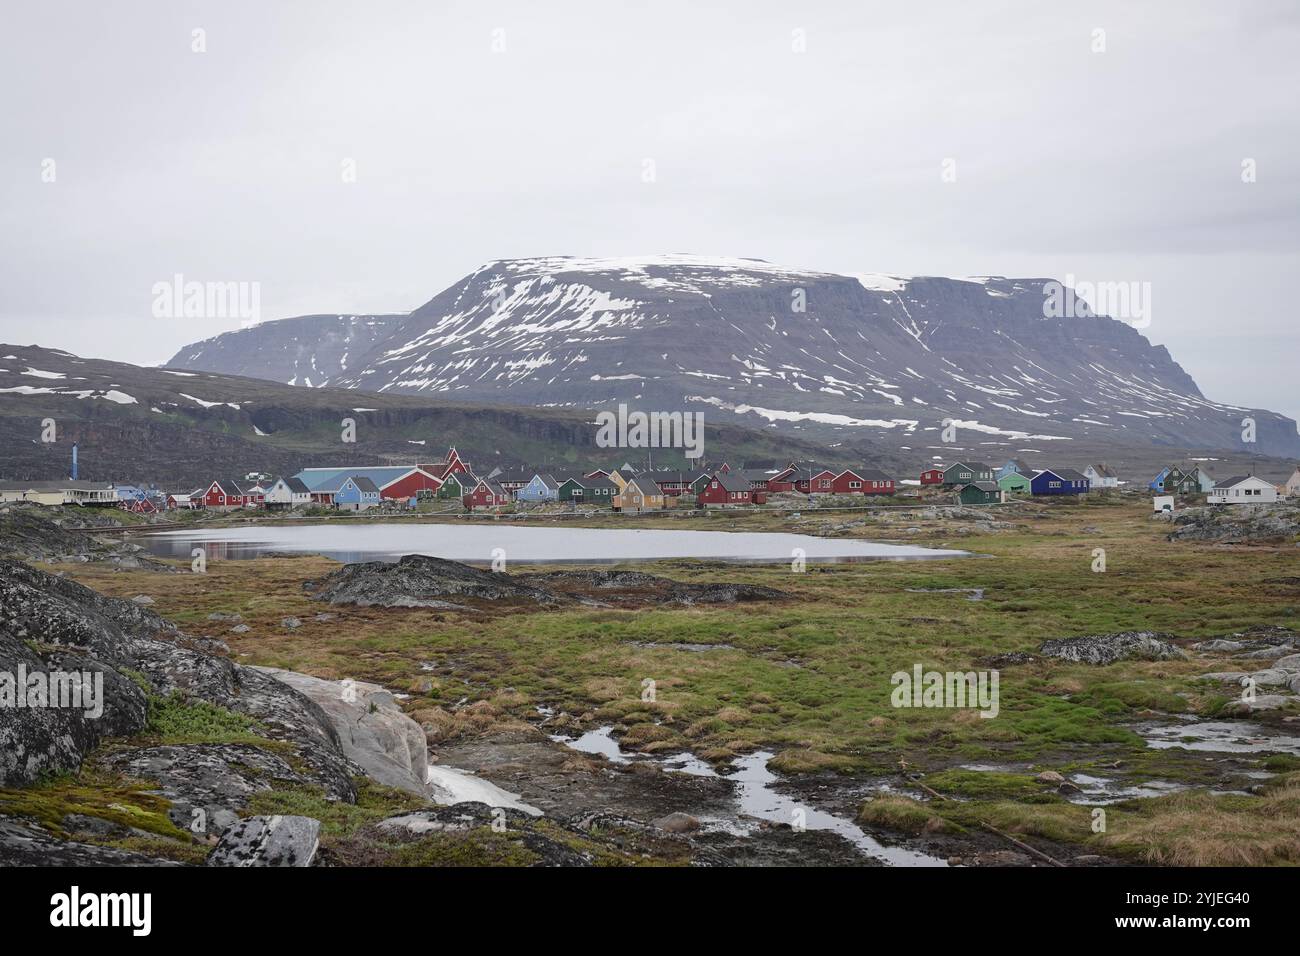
(2, 1), (1297, 422)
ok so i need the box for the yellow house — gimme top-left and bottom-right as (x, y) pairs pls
(614, 476), (664, 513)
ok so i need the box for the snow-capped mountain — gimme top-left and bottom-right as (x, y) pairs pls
(166, 255), (1300, 457)
(168, 313), (406, 388)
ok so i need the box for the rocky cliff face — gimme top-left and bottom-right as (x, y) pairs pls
(165, 256), (1300, 457)
(167, 313), (406, 387)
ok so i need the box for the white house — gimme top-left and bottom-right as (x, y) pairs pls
(1283, 467), (1300, 498)
(264, 476), (312, 509)
(1207, 475), (1278, 505)
(1083, 464), (1119, 489)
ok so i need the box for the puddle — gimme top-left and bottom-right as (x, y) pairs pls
(553, 727), (946, 866)
(1140, 720), (1300, 756)
(1065, 773), (1187, 805)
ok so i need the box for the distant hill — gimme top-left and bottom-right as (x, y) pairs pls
(166, 255), (1300, 458)
(0, 344), (846, 485)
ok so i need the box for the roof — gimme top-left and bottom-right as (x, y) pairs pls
(708, 472), (752, 493)
(1054, 469), (1088, 481)
(1089, 463), (1118, 478)
(1213, 475), (1266, 489)
(348, 476), (380, 494)
(0, 480), (115, 492)
(280, 476), (310, 494)
(854, 468), (893, 482)
(294, 466), (423, 492)
(211, 479), (245, 496)
(962, 482), (1000, 492)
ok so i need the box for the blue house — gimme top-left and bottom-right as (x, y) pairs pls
(1148, 467), (1170, 492)
(516, 473), (560, 503)
(334, 476), (381, 511)
(1031, 468), (1090, 496)
(995, 459), (1032, 482)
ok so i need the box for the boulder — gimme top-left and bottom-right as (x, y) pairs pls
(206, 815), (321, 867)
(255, 667), (429, 795)
(1038, 632), (1185, 665)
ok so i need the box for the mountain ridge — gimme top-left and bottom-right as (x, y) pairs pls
(164, 256), (1299, 458)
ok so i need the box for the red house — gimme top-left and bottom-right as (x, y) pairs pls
(696, 472), (753, 507)
(379, 467), (444, 500)
(920, 468), (945, 485)
(830, 468), (895, 495)
(794, 469), (836, 494)
(202, 479), (248, 510)
(464, 478), (509, 510)
(766, 466), (797, 493)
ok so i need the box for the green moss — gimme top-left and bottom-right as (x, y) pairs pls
(0, 770), (194, 843)
(144, 692), (268, 746)
(244, 778), (428, 840)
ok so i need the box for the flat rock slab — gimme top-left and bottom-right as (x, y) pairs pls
(1039, 632), (1185, 665)
(207, 814), (321, 867)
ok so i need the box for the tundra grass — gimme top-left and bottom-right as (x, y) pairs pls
(62, 495), (1300, 863)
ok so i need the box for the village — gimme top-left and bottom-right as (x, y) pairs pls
(1, 445), (1297, 516)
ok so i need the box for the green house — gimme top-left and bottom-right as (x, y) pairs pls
(942, 461), (994, 488)
(958, 482), (1003, 505)
(557, 475), (617, 503)
(997, 472), (1032, 495)
(436, 472), (476, 499)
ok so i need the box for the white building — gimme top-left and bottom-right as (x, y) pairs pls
(1207, 475), (1279, 505)
(1153, 495), (1175, 513)
(1083, 463), (1119, 489)
(263, 476), (312, 509)
(1283, 467), (1300, 498)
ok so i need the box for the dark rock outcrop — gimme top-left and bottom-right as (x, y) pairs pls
(1038, 632), (1186, 665)
(309, 554), (566, 607)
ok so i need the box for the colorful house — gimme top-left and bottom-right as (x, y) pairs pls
(958, 482), (1003, 505)
(464, 478), (509, 510)
(436, 472), (477, 500)
(202, 479), (249, 510)
(613, 476), (665, 513)
(995, 459), (1032, 482)
(997, 472), (1032, 495)
(696, 471), (753, 507)
(517, 473), (561, 503)
(557, 475), (617, 504)
(1148, 467), (1171, 492)
(942, 462), (994, 488)
(334, 476), (381, 511)
(920, 467), (945, 486)
(1030, 469), (1090, 496)
(794, 469), (836, 494)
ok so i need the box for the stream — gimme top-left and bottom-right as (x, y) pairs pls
(552, 726), (947, 866)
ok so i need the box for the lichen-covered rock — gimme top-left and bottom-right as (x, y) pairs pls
(0, 817), (185, 866)
(1038, 631), (1186, 665)
(206, 814), (321, 867)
